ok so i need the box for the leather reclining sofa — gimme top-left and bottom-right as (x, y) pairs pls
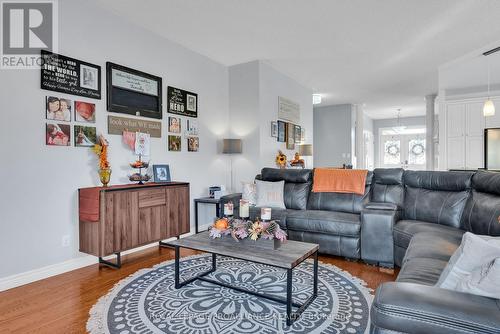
(221, 167), (500, 334)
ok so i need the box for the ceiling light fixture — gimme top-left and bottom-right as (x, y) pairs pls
(392, 109), (406, 134)
(312, 94), (322, 105)
(483, 53), (495, 117)
(483, 46), (500, 117)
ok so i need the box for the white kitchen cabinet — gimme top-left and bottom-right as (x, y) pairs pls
(445, 101), (485, 170)
(447, 136), (466, 169)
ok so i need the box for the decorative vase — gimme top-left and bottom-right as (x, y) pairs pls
(99, 168), (111, 187)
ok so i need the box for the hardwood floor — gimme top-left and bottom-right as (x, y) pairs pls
(0, 245), (398, 334)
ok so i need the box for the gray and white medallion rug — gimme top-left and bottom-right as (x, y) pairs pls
(88, 255), (373, 334)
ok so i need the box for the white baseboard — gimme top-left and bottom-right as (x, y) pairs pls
(0, 255), (97, 292)
(0, 234), (194, 292)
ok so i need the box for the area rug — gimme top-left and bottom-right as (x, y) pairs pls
(88, 254), (373, 334)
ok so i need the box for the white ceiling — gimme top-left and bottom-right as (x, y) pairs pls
(94, 0), (500, 119)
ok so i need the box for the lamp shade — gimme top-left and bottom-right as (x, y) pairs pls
(299, 144), (313, 156)
(222, 139), (242, 154)
(484, 99), (496, 117)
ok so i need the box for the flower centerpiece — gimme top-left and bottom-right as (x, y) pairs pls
(275, 150), (287, 169)
(92, 135), (111, 187)
(209, 217), (287, 249)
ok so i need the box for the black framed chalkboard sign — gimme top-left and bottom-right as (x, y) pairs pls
(106, 62), (163, 119)
(41, 50), (102, 99)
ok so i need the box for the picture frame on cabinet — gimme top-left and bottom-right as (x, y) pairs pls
(153, 164), (171, 183)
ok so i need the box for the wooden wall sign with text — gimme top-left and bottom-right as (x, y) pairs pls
(108, 115), (161, 138)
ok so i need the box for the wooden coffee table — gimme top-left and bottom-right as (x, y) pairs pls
(168, 231), (319, 326)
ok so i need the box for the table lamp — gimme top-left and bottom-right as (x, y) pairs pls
(298, 144), (313, 168)
(222, 139), (242, 192)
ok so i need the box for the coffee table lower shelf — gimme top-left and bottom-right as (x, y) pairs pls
(173, 246), (318, 327)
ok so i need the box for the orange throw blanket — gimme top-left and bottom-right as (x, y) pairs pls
(312, 168), (368, 195)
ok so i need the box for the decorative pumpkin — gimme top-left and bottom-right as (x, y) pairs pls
(214, 218), (229, 230)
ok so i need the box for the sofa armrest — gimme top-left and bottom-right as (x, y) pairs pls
(364, 202), (400, 211)
(371, 282), (500, 334)
(361, 206), (400, 267)
(219, 193), (242, 209)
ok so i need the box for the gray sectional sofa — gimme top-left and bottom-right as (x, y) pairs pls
(221, 167), (500, 333)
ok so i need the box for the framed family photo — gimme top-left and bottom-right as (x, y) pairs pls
(271, 121), (278, 137)
(153, 164), (171, 183)
(46, 96), (71, 122)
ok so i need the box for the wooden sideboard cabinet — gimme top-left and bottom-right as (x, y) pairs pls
(79, 183), (190, 268)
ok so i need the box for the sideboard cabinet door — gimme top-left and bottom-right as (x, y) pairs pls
(102, 191), (139, 255)
(138, 188), (166, 244)
(164, 186), (190, 239)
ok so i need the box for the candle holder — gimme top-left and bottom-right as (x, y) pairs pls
(261, 207), (272, 222)
(239, 199), (250, 219)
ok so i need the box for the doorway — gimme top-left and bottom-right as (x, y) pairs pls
(379, 127), (426, 170)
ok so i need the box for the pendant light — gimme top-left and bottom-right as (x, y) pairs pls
(483, 56), (495, 117)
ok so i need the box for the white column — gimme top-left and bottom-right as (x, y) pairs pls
(425, 94), (437, 170)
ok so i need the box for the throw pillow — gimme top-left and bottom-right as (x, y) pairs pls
(241, 181), (257, 206)
(255, 180), (286, 209)
(436, 232), (500, 290)
(456, 258), (500, 299)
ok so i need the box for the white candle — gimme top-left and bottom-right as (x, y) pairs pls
(261, 207), (272, 221)
(239, 199), (249, 218)
(224, 202), (233, 216)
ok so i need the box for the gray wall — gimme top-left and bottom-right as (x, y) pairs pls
(373, 116), (426, 167)
(0, 0), (231, 280)
(313, 104), (353, 167)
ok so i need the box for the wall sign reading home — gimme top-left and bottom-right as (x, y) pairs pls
(41, 51), (102, 99)
(167, 86), (198, 118)
(106, 62), (163, 119)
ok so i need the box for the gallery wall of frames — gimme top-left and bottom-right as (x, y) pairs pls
(42, 51), (200, 154)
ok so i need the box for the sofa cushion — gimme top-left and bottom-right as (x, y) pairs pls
(403, 232), (463, 264)
(286, 210), (360, 237)
(260, 168), (312, 210)
(371, 168), (404, 206)
(255, 180), (285, 209)
(394, 220), (464, 249)
(402, 170), (472, 228)
(461, 171), (500, 236)
(397, 257), (449, 286)
(261, 167), (312, 183)
(307, 171), (372, 214)
(436, 232), (500, 290)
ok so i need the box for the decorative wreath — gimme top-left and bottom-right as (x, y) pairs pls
(411, 143), (425, 156)
(386, 143), (399, 157)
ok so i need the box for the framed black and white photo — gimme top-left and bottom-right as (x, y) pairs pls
(106, 62), (163, 119)
(80, 64), (99, 90)
(153, 164), (171, 183)
(167, 86), (198, 118)
(294, 125), (301, 143)
(277, 120), (286, 142)
(41, 51), (102, 99)
(271, 121), (278, 137)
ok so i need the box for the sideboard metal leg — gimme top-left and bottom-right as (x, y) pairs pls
(99, 252), (121, 269)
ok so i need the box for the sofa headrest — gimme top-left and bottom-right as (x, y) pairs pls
(261, 168), (312, 183)
(404, 170), (473, 191)
(472, 170), (500, 195)
(373, 168), (403, 185)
